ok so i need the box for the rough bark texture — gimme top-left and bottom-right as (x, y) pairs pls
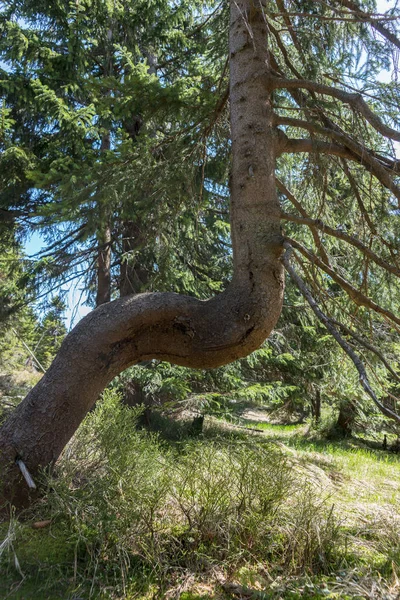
(96, 133), (112, 306)
(335, 402), (357, 438)
(120, 219), (149, 296)
(0, 0), (284, 508)
(96, 223), (112, 306)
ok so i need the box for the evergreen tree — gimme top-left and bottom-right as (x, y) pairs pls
(0, 0), (226, 304)
(2, 0), (400, 506)
(0, 237), (66, 374)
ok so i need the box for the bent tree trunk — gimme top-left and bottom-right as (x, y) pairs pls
(0, 0), (284, 508)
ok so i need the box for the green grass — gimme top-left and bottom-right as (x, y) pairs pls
(240, 419), (400, 501)
(1, 394), (400, 599)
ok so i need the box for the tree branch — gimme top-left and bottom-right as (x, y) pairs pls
(276, 131), (400, 202)
(286, 237), (400, 329)
(340, 159), (400, 260)
(268, 26), (303, 80)
(329, 318), (400, 384)
(274, 115), (400, 175)
(274, 0), (305, 58)
(281, 211), (400, 277)
(271, 76), (400, 142)
(282, 244), (400, 424)
(276, 132), (354, 159)
(330, 0), (400, 50)
(276, 178), (331, 266)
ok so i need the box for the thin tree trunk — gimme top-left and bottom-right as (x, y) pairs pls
(0, 0), (284, 508)
(335, 401), (356, 438)
(311, 388), (321, 424)
(120, 219), (149, 297)
(119, 53), (155, 298)
(120, 218), (151, 411)
(96, 134), (112, 306)
(96, 223), (112, 305)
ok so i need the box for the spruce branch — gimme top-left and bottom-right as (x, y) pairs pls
(282, 243), (400, 425)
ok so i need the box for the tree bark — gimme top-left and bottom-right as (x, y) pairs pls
(96, 223), (112, 305)
(0, 0), (284, 508)
(335, 401), (356, 438)
(120, 219), (149, 296)
(120, 219), (151, 410)
(96, 133), (112, 306)
(311, 389), (321, 424)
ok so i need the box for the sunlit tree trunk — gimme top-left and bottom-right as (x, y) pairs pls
(0, 0), (284, 508)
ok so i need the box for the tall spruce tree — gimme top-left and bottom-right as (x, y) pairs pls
(2, 0), (400, 506)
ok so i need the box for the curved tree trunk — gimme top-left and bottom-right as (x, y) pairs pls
(0, 0), (284, 508)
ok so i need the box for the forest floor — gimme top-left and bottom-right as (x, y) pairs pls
(220, 412), (400, 600)
(1, 385), (400, 600)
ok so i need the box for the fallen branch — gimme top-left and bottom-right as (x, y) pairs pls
(32, 520), (51, 529)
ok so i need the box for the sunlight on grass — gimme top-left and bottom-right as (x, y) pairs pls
(2, 397), (400, 599)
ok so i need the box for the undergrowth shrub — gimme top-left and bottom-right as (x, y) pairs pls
(1, 390), (342, 598)
(277, 488), (340, 573)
